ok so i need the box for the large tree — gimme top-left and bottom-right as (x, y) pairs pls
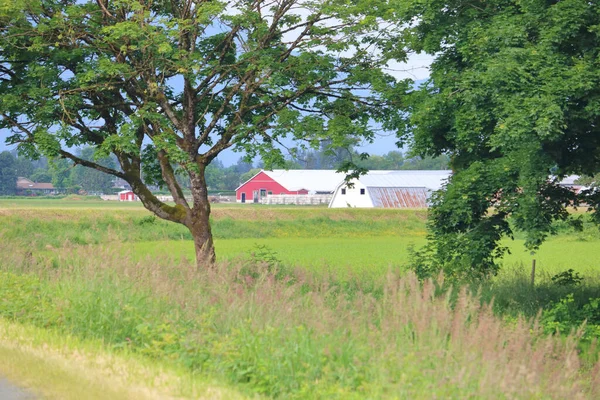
(0, 0), (407, 267)
(14, 153), (35, 178)
(0, 150), (17, 195)
(70, 147), (117, 193)
(395, 0), (600, 278)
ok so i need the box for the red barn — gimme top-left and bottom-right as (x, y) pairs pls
(119, 190), (137, 201)
(235, 170), (344, 203)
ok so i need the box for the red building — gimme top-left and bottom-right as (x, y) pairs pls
(118, 190), (137, 201)
(235, 170), (343, 203)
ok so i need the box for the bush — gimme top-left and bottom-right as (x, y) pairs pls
(551, 269), (584, 286)
(541, 294), (600, 340)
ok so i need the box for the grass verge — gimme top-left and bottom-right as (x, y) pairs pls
(0, 318), (247, 400)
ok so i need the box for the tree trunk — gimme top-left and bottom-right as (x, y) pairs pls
(188, 164), (216, 269)
(126, 160), (216, 269)
(189, 204), (216, 268)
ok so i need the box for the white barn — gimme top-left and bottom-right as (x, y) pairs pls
(328, 170), (451, 208)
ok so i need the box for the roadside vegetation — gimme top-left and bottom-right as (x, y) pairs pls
(1, 201), (600, 398)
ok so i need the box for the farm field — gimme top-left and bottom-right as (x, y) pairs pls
(1, 198), (600, 398)
(2, 198), (599, 275)
(133, 235), (600, 273)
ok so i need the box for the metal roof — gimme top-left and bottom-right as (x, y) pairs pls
(359, 170), (451, 190)
(262, 169), (345, 192)
(369, 187), (430, 208)
(557, 175), (580, 186)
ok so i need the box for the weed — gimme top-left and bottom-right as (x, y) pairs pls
(552, 269), (584, 286)
(135, 215), (157, 226)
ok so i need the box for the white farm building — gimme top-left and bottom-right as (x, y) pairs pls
(328, 170), (452, 208)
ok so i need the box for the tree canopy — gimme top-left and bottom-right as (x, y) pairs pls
(396, 0), (600, 278)
(69, 147), (117, 193)
(0, 151), (17, 195)
(0, 0), (407, 266)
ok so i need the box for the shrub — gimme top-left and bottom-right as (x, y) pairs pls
(551, 269), (584, 286)
(542, 294), (600, 341)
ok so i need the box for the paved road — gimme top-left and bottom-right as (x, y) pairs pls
(0, 378), (35, 399)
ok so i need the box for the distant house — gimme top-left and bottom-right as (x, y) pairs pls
(118, 190), (137, 201)
(329, 170), (452, 208)
(235, 169), (344, 203)
(16, 177), (56, 195)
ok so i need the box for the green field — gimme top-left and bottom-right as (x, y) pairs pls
(2, 198), (598, 275)
(1, 198), (600, 398)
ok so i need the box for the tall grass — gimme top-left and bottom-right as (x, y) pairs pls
(1, 241), (598, 398)
(480, 265), (600, 318)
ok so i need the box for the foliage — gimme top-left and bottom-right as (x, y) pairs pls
(541, 294), (600, 341)
(69, 147), (117, 194)
(551, 269), (584, 287)
(14, 155), (35, 178)
(248, 244), (282, 268)
(0, 0), (408, 265)
(284, 146), (451, 171)
(358, 151), (450, 171)
(356, 150), (405, 170)
(394, 0), (600, 278)
(0, 150), (17, 195)
(287, 147), (451, 171)
(30, 168), (52, 183)
(237, 168), (262, 187)
(288, 138), (357, 169)
(49, 158), (75, 190)
(4, 150), (264, 192)
(577, 173), (600, 188)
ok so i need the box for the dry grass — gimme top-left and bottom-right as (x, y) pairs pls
(0, 204), (428, 222)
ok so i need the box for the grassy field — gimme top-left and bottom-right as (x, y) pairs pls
(2, 198), (598, 274)
(1, 198), (600, 398)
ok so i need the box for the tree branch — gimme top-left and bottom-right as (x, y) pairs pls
(157, 149), (190, 209)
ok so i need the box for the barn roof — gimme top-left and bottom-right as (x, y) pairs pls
(557, 175), (580, 186)
(369, 187), (430, 208)
(261, 169), (345, 192)
(358, 170), (451, 190)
